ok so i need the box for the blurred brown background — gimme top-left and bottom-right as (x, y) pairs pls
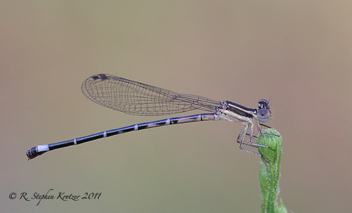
(1, 1), (351, 212)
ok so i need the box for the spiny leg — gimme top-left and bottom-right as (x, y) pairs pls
(236, 123), (264, 156)
(256, 119), (280, 138)
(236, 127), (271, 163)
(246, 121), (272, 149)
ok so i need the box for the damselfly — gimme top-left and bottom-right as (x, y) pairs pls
(26, 74), (275, 160)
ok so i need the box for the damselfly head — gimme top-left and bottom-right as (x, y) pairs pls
(257, 99), (272, 122)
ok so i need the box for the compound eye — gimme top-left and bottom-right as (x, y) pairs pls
(258, 99), (270, 109)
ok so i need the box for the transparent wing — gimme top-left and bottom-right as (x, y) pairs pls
(81, 74), (221, 116)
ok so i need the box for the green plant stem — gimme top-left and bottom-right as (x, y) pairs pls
(257, 128), (287, 213)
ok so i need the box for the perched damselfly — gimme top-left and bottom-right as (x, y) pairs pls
(26, 74), (275, 160)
